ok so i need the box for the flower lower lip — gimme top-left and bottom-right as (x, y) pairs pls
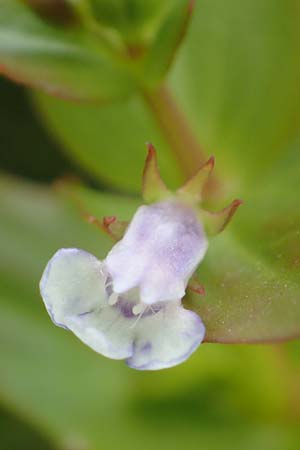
(40, 248), (206, 370)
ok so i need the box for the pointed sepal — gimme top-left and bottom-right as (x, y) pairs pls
(200, 199), (243, 236)
(187, 275), (206, 296)
(177, 156), (215, 204)
(85, 214), (128, 241)
(102, 216), (128, 241)
(142, 143), (172, 204)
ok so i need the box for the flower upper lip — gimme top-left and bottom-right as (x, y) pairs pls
(105, 200), (208, 305)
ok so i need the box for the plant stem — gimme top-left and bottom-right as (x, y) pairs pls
(143, 84), (206, 179)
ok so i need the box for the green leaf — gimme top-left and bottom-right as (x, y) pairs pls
(143, 0), (194, 85)
(32, 0), (300, 196)
(23, 0), (75, 25)
(89, 0), (172, 44)
(34, 91), (183, 192)
(0, 0), (135, 100)
(0, 406), (53, 450)
(170, 0), (300, 190)
(0, 176), (137, 448)
(188, 144), (300, 343)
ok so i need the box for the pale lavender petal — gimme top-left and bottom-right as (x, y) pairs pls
(126, 303), (205, 370)
(105, 201), (208, 304)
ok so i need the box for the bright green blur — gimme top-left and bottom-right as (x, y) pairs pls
(0, 0), (300, 449)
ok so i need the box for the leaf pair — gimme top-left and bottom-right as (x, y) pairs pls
(0, 0), (195, 101)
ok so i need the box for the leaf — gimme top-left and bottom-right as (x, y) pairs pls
(0, 406), (53, 450)
(34, 91), (183, 192)
(170, 0), (300, 191)
(23, 0), (75, 25)
(89, 0), (172, 43)
(32, 0), (300, 196)
(0, 0), (135, 101)
(0, 176), (131, 448)
(187, 144), (300, 343)
(143, 0), (195, 85)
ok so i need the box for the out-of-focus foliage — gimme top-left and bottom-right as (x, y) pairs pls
(0, 0), (300, 449)
(1, 175), (300, 450)
(0, 0), (191, 100)
(171, 0), (300, 190)
(0, 406), (53, 450)
(190, 142), (300, 342)
(31, 0), (300, 194)
(34, 92), (183, 191)
(31, 0), (300, 344)
(0, 0), (135, 100)
(89, 0), (172, 43)
(23, 0), (76, 25)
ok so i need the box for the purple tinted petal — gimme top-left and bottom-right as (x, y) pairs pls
(126, 304), (205, 370)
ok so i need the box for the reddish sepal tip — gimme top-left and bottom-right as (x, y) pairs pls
(145, 142), (156, 159)
(188, 281), (206, 296)
(218, 198), (243, 232)
(103, 216), (117, 227)
(205, 155), (215, 171)
(231, 199), (243, 209)
(235, 199), (243, 206)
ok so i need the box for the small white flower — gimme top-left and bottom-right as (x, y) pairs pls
(40, 145), (241, 370)
(40, 199), (207, 370)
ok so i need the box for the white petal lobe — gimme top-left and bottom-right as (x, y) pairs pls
(40, 248), (135, 359)
(40, 248), (106, 326)
(127, 303), (205, 370)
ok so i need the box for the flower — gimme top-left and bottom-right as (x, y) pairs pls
(40, 144), (242, 370)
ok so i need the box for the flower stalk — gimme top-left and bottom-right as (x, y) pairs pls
(143, 84), (205, 178)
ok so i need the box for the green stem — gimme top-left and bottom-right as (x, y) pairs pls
(143, 84), (206, 179)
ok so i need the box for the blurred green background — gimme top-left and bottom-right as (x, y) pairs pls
(0, 1), (300, 450)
